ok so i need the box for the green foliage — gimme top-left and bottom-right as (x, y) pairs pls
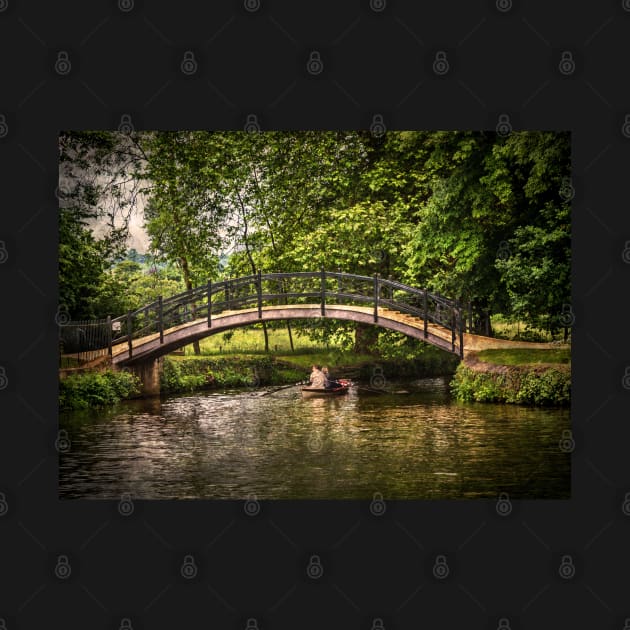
(59, 208), (112, 318)
(450, 364), (570, 406)
(59, 370), (141, 410)
(161, 356), (278, 393)
(401, 131), (570, 333)
(59, 131), (147, 319)
(60, 130), (570, 348)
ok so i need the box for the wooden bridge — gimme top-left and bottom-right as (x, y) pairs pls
(61, 270), (561, 395)
(60, 271), (467, 370)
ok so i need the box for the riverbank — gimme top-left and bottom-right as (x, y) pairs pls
(161, 345), (459, 395)
(59, 343), (569, 409)
(58, 344), (459, 409)
(59, 369), (142, 411)
(450, 347), (570, 406)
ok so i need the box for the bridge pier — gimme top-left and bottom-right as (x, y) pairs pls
(124, 357), (163, 398)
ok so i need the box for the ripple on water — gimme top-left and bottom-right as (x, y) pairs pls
(59, 380), (570, 500)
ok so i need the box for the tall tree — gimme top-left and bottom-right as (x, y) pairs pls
(58, 131), (146, 318)
(141, 132), (230, 353)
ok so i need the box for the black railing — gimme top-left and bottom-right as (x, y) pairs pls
(60, 270), (465, 360)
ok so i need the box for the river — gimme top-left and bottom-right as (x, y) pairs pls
(59, 377), (570, 500)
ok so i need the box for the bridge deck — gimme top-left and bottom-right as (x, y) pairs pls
(109, 303), (556, 365)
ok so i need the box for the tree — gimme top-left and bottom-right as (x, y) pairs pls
(400, 131), (570, 336)
(489, 132), (571, 336)
(58, 131), (147, 319)
(141, 132), (232, 353)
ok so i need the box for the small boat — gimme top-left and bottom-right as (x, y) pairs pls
(301, 379), (351, 396)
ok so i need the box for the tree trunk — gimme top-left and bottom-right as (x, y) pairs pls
(236, 191), (269, 353)
(180, 256), (201, 355)
(287, 321), (294, 352)
(354, 323), (379, 354)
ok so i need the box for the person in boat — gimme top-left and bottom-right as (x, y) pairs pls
(309, 365), (326, 389)
(322, 366), (342, 389)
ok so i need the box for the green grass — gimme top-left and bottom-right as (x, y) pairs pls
(275, 351), (375, 369)
(476, 347), (570, 366)
(490, 316), (562, 342)
(176, 327), (375, 371)
(183, 326), (325, 356)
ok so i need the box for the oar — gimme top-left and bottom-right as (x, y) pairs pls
(257, 381), (307, 397)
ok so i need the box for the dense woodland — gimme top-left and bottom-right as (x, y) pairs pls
(59, 130), (571, 352)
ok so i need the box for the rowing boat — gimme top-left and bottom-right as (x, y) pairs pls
(301, 378), (351, 396)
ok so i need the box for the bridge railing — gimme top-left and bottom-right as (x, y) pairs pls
(59, 318), (112, 367)
(68, 270), (465, 359)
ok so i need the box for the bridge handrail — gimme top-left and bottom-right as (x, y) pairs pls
(379, 278), (458, 308)
(64, 270), (465, 360)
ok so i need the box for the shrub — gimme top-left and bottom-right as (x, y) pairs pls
(59, 370), (141, 411)
(450, 364), (570, 406)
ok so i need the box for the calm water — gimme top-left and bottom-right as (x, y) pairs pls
(59, 377), (570, 500)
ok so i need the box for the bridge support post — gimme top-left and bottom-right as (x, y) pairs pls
(373, 273), (379, 322)
(158, 296), (164, 344)
(127, 311), (133, 358)
(459, 308), (464, 359)
(124, 357), (162, 398)
(320, 268), (326, 317)
(208, 280), (212, 328)
(107, 315), (112, 357)
(257, 269), (262, 319)
(423, 292), (428, 339)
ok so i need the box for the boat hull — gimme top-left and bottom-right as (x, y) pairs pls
(301, 385), (350, 396)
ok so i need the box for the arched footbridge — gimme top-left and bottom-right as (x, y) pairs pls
(60, 271), (560, 394)
(60, 271), (472, 367)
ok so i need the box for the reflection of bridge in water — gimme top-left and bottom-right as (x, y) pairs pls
(59, 270), (544, 395)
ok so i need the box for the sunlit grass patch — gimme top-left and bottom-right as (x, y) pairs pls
(476, 347), (570, 366)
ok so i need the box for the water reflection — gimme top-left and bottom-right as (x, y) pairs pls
(59, 379), (570, 500)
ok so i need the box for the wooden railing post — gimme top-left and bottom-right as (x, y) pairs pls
(423, 291), (428, 338)
(459, 307), (464, 359)
(127, 310), (133, 358)
(225, 278), (230, 310)
(208, 280), (212, 328)
(106, 315), (112, 357)
(320, 267), (326, 316)
(158, 296), (164, 344)
(257, 269), (262, 318)
(373, 273), (379, 322)
(451, 310), (456, 352)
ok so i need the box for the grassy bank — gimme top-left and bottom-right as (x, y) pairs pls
(450, 347), (570, 406)
(60, 328), (566, 407)
(162, 342), (458, 395)
(161, 355), (304, 393)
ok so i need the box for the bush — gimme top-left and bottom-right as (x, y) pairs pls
(59, 370), (141, 411)
(160, 356), (288, 393)
(450, 364), (570, 406)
